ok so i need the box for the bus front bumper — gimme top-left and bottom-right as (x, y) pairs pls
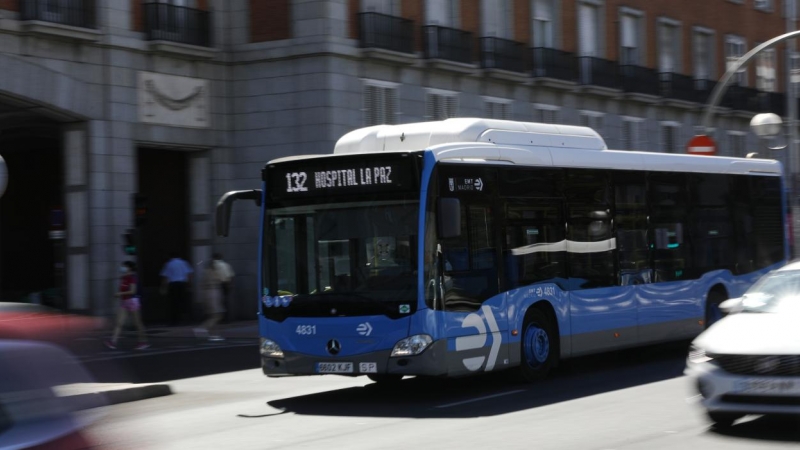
(261, 339), (448, 377)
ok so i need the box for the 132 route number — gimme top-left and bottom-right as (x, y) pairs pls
(285, 172), (308, 192)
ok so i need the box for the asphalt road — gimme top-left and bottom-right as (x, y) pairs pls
(83, 342), (800, 450)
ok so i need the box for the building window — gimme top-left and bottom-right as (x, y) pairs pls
(756, 47), (777, 92)
(579, 110), (604, 135)
(578, 1), (602, 57)
(426, 89), (458, 120)
(658, 18), (681, 73)
(727, 131), (746, 158)
(619, 9), (643, 65)
(754, 0), (772, 11)
(363, 80), (399, 126)
(621, 117), (643, 150)
(534, 103), (560, 123)
(482, 0), (513, 38)
(484, 97), (512, 120)
(660, 122), (680, 153)
(726, 35), (748, 86)
(426, 0), (460, 26)
(533, 0), (556, 48)
(693, 27), (715, 82)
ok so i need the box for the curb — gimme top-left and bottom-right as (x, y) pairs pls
(64, 384), (173, 410)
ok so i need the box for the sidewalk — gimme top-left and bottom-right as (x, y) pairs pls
(142, 320), (259, 339)
(64, 320), (259, 410)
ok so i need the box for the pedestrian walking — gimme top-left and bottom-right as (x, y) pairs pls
(194, 258), (226, 341)
(159, 251), (194, 326)
(212, 252), (235, 322)
(105, 261), (149, 350)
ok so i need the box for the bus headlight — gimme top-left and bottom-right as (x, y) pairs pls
(391, 334), (433, 357)
(260, 338), (284, 359)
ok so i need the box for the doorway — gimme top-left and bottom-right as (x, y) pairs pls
(0, 127), (64, 307)
(137, 147), (190, 324)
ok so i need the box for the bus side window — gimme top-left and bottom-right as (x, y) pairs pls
(503, 200), (566, 289)
(649, 173), (692, 281)
(614, 171), (651, 286)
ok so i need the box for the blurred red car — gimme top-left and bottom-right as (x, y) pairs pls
(0, 340), (105, 450)
(0, 303), (106, 343)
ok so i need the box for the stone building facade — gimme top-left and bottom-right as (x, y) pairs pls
(0, 0), (795, 319)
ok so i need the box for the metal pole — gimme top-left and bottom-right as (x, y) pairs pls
(701, 30), (800, 133)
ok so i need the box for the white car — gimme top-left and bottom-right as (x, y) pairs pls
(685, 261), (800, 427)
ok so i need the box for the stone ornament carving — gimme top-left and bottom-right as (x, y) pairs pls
(138, 71), (210, 128)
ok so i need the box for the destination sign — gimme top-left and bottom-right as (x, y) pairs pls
(267, 155), (420, 201)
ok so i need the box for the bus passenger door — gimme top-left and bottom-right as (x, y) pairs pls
(437, 172), (507, 376)
(567, 170), (639, 355)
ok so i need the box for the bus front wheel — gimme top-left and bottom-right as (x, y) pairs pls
(518, 308), (557, 382)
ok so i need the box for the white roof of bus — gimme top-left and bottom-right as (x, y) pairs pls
(272, 118), (782, 176)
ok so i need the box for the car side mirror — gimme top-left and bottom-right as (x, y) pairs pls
(719, 297), (743, 315)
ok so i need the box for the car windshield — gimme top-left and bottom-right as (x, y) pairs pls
(740, 269), (800, 314)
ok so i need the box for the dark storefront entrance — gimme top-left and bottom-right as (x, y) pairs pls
(0, 125), (64, 307)
(137, 147), (191, 324)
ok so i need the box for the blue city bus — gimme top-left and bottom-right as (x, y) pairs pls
(216, 119), (788, 384)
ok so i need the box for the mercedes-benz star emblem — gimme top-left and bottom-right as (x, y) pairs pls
(326, 339), (341, 355)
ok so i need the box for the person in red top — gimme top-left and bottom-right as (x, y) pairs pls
(105, 261), (149, 350)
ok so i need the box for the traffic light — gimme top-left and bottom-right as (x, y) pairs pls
(123, 229), (136, 255)
(134, 194), (147, 227)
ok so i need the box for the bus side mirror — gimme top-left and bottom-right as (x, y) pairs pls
(216, 190), (262, 237)
(438, 198), (461, 239)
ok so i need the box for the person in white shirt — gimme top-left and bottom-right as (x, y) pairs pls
(159, 251), (194, 326)
(212, 252), (235, 322)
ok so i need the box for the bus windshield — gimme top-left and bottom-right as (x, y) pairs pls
(265, 199), (418, 305)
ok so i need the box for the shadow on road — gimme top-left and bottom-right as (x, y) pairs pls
(267, 341), (691, 419)
(708, 415), (800, 443)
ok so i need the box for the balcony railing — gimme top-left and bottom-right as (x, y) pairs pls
(143, 2), (211, 47)
(578, 56), (619, 89)
(695, 79), (717, 104)
(20, 0), (96, 29)
(480, 37), (526, 73)
(660, 72), (698, 103)
(358, 12), (414, 54)
(619, 65), (659, 96)
(757, 91), (786, 114)
(531, 47), (577, 82)
(423, 25), (473, 64)
(722, 85), (762, 111)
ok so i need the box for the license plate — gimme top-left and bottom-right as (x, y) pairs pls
(317, 362), (353, 374)
(359, 362), (377, 373)
(734, 379), (800, 394)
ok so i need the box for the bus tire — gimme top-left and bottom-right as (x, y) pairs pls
(705, 289), (727, 328)
(367, 374), (404, 386)
(518, 308), (557, 382)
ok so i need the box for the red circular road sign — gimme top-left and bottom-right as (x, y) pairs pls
(687, 135), (717, 156)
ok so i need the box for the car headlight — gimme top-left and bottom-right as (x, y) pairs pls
(688, 345), (713, 364)
(391, 334), (433, 357)
(260, 337), (284, 359)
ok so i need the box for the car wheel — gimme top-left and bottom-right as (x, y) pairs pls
(705, 290), (727, 328)
(518, 308), (558, 382)
(707, 411), (741, 428)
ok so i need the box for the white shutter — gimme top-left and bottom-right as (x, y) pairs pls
(427, 0), (455, 25)
(659, 25), (673, 72)
(445, 95), (458, 119)
(621, 15), (636, 48)
(579, 4), (597, 56)
(693, 32), (708, 80)
(427, 93), (457, 120)
(364, 85), (375, 125)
